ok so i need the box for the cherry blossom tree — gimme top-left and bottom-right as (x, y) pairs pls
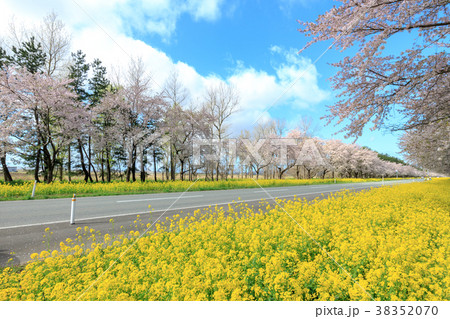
(238, 122), (275, 180)
(0, 66), (79, 183)
(0, 65), (19, 182)
(400, 122), (449, 175)
(164, 104), (206, 181)
(92, 87), (126, 182)
(117, 57), (164, 182)
(299, 0), (449, 137)
(322, 139), (347, 178)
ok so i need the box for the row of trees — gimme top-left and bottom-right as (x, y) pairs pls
(0, 43), (420, 183)
(0, 49), (240, 182)
(236, 120), (421, 180)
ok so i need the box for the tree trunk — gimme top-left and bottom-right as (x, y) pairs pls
(132, 148), (137, 182)
(187, 162), (190, 181)
(106, 148), (111, 182)
(88, 136), (91, 178)
(1, 156), (13, 182)
(68, 145), (71, 182)
(170, 143), (175, 181)
(101, 151), (105, 182)
(42, 145), (52, 183)
(126, 144), (133, 182)
(153, 150), (157, 182)
(180, 160), (185, 181)
(77, 139), (92, 182)
(140, 148), (145, 182)
(33, 109), (42, 183)
(84, 138), (97, 182)
(59, 161), (63, 181)
(45, 163), (53, 183)
(34, 148), (41, 182)
(47, 144), (59, 183)
(91, 161), (98, 182)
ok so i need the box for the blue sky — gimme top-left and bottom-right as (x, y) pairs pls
(0, 0), (407, 158)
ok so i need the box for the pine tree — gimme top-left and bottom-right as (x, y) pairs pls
(89, 58), (110, 106)
(0, 47), (9, 69)
(10, 36), (46, 74)
(68, 50), (90, 102)
(68, 50), (92, 182)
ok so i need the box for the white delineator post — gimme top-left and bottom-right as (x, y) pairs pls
(31, 180), (37, 197)
(70, 194), (76, 225)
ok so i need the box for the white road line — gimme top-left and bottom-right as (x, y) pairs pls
(0, 185), (378, 230)
(116, 195), (204, 203)
(253, 187), (293, 193)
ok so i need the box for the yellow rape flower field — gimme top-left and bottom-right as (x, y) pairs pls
(0, 178), (399, 200)
(0, 179), (448, 301)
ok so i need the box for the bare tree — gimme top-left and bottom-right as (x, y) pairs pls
(164, 70), (189, 181)
(165, 70), (189, 107)
(37, 12), (71, 76)
(273, 118), (286, 137)
(202, 83), (239, 180)
(6, 16), (28, 47)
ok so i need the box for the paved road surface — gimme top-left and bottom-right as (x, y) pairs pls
(0, 179), (417, 265)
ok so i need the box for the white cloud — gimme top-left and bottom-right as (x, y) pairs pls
(0, 0), (225, 41)
(269, 45), (282, 54)
(113, 0), (225, 38)
(227, 49), (329, 134)
(187, 0), (224, 21)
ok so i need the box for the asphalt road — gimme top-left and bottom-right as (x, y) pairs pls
(0, 179), (417, 266)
